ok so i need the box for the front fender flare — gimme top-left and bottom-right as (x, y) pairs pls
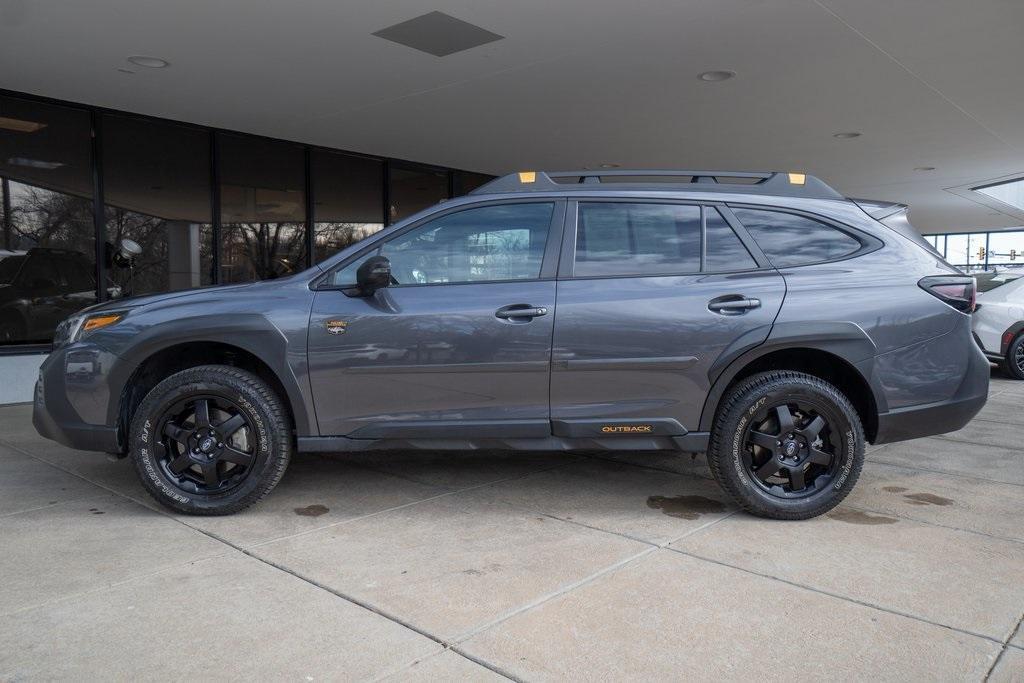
(109, 314), (314, 436)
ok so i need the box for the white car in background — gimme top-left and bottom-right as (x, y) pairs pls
(974, 270), (1024, 379)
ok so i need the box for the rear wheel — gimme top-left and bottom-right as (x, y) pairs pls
(1001, 333), (1024, 380)
(707, 371), (864, 520)
(130, 365), (291, 515)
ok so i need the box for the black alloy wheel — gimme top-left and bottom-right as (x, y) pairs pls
(155, 395), (257, 494)
(707, 370), (864, 520)
(742, 401), (839, 498)
(131, 365), (292, 515)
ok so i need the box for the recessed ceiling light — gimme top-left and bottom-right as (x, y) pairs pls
(914, 166), (936, 171)
(599, 163), (620, 168)
(126, 55), (169, 69)
(698, 70), (735, 82)
(833, 132), (862, 139)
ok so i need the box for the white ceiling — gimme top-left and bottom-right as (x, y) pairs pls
(1, 0), (1022, 234)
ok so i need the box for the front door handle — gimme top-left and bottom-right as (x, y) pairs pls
(708, 296), (761, 315)
(495, 304), (548, 320)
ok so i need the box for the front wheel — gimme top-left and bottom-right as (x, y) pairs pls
(130, 365), (292, 515)
(1001, 333), (1024, 380)
(707, 371), (864, 520)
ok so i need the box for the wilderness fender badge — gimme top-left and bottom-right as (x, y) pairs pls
(325, 319), (348, 335)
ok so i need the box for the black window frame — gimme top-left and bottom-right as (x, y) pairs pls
(558, 198), (774, 280)
(724, 203), (882, 269)
(313, 198), (567, 291)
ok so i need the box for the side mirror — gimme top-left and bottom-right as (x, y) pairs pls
(356, 255), (392, 295)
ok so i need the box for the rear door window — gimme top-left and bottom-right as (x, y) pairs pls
(574, 202), (701, 276)
(731, 207), (861, 267)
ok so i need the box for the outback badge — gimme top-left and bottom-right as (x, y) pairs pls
(601, 424), (654, 434)
(325, 319), (348, 335)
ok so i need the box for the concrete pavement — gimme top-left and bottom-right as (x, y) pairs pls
(1, 372), (1021, 680)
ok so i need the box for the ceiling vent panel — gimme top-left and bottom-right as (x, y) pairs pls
(372, 11), (504, 57)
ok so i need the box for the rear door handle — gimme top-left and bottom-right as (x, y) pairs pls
(495, 304), (548, 320)
(708, 297), (761, 314)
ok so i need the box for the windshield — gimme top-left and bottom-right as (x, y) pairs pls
(0, 255), (25, 285)
(977, 271), (1023, 293)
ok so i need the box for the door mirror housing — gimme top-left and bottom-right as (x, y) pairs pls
(355, 255), (392, 296)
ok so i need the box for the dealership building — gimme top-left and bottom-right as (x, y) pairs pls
(2, 1), (1023, 402)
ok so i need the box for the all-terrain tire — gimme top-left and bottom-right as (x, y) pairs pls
(707, 371), (865, 520)
(129, 365), (292, 515)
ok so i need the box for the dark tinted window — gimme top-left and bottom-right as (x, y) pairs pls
(20, 254), (60, 288)
(331, 203), (553, 286)
(575, 203), (700, 277)
(312, 151), (384, 263)
(103, 114), (213, 296)
(705, 208), (757, 271)
(0, 95), (96, 345)
(219, 134), (306, 283)
(732, 208), (861, 267)
(976, 272), (1022, 293)
(389, 165), (449, 223)
(0, 255), (24, 285)
(453, 171), (493, 196)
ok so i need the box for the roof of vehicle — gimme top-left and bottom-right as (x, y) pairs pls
(470, 169), (846, 201)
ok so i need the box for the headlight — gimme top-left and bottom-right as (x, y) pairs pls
(52, 312), (124, 348)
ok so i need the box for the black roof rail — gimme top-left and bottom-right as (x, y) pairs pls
(469, 169), (845, 201)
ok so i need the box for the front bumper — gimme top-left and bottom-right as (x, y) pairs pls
(873, 329), (990, 445)
(32, 343), (134, 454)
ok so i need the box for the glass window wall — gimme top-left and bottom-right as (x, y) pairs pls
(924, 229), (1024, 272)
(219, 134), (307, 283)
(389, 165), (449, 223)
(0, 90), (494, 348)
(0, 96), (95, 344)
(103, 114), (213, 297)
(312, 151), (383, 263)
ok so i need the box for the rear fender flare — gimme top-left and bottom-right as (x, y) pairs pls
(698, 321), (880, 432)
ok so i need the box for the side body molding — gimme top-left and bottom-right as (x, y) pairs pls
(698, 321), (880, 433)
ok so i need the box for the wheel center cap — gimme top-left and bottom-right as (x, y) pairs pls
(199, 437), (216, 453)
(782, 440), (800, 457)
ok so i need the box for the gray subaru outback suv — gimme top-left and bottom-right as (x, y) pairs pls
(33, 170), (989, 519)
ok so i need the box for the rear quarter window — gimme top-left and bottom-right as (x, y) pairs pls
(731, 207), (862, 267)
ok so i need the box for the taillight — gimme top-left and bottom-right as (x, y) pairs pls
(918, 276), (976, 313)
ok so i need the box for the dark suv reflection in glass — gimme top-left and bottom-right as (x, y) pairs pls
(0, 247), (100, 344)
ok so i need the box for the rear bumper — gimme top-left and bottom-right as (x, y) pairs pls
(873, 331), (990, 445)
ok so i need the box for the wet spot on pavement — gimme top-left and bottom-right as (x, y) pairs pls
(882, 486), (908, 493)
(294, 504), (329, 517)
(829, 509), (898, 525)
(647, 495), (726, 520)
(904, 492), (953, 507)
